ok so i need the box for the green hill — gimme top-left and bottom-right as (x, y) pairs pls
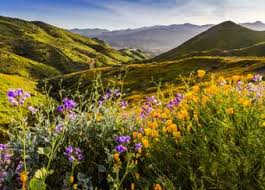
(0, 15), (141, 126)
(154, 21), (265, 61)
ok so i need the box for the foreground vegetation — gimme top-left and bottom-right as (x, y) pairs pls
(1, 71), (264, 189)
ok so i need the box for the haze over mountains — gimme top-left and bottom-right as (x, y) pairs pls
(71, 21), (265, 55)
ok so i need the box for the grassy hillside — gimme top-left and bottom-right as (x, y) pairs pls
(154, 21), (265, 61)
(0, 16), (135, 72)
(47, 56), (265, 101)
(119, 48), (151, 61)
(0, 16), (144, 126)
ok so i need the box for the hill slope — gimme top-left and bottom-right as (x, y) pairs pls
(153, 21), (265, 62)
(0, 16), (141, 126)
(0, 16), (136, 73)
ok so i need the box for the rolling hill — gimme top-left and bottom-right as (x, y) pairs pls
(0, 15), (144, 126)
(153, 21), (265, 62)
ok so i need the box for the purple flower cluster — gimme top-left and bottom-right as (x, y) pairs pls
(135, 143), (142, 151)
(0, 144), (11, 165)
(57, 98), (77, 119)
(116, 136), (131, 144)
(28, 106), (38, 114)
(7, 89), (30, 106)
(115, 135), (131, 153)
(166, 93), (184, 109)
(120, 100), (128, 109)
(140, 96), (160, 118)
(115, 145), (127, 153)
(57, 98), (76, 113)
(253, 74), (263, 82)
(55, 124), (64, 133)
(98, 89), (122, 106)
(64, 146), (83, 163)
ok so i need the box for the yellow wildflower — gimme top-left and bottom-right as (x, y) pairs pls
(142, 138), (149, 148)
(113, 153), (120, 162)
(197, 70), (206, 78)
(226, 108), (234, 115)
(154, 184), (163, 190)
(247, 74), (254, 80)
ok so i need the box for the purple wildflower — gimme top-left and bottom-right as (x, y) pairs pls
(135, 143), (142, 151)
(64, 146), (83, 163)
(57, 98), (76, 116)
(7, 88), (30, 106)
(167, 93), (184, 109)
(0, 144), (7, 151)
(120, 100), (128, 109)
(116, 136), (131, 144)
(55, 124), (64, 133)
(28, 106), (38, 114)
(115, 145), (127, 153)
(253, 74), (263, 82)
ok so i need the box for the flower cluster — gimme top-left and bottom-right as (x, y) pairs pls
(98, 89), (122, 106)
(64, 146), (83, 163)
(57, 98), (77, 119)
(140, 96), (160, 118)
(166, 93), (184, 109)
(115, 135), (131, 153)
(7, 89), (30, 106)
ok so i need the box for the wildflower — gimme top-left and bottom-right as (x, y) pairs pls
(7, 88), (30, 106)
(55, 124), (64, 133)
(28, 106), (38, 114)
(135, 143), (142, 151)
(226, 108), (234, 115)
(115, 145), (127, 153)
(20, 171), (28, 190)
(154, 184), (162, 190)
(166, 93), (184, 109)
(113, 153), (120, 162)
(116, 136), (131, 144)
(73, 184), (78, 190)
(0, 144), (7, 151)
(197, 70), (206, 78)
(70, 175), (74, 184)
(64, 146), (83, 163)
(142, 138), (149, 148)
(253, 74), (263, 82)
(58, 98), (76, 113)
(120, 100), (128, 109)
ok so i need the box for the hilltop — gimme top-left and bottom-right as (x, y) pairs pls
(153, 21), (265, 61)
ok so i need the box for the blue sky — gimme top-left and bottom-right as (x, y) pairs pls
(1, 0), (265, 30)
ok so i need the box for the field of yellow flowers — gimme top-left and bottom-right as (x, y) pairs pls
(1, 71), (265, 190)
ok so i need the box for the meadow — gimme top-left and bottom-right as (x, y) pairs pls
(1, 71), (264, 190)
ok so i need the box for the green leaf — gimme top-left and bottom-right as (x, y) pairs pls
(29, 178), (46, 190)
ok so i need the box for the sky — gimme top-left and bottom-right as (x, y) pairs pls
(1, 0), (265, 30)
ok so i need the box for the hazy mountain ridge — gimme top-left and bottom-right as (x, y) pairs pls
(71, 21), (265, 54)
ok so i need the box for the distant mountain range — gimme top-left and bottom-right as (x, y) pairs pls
(71, 21), (265, 55)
